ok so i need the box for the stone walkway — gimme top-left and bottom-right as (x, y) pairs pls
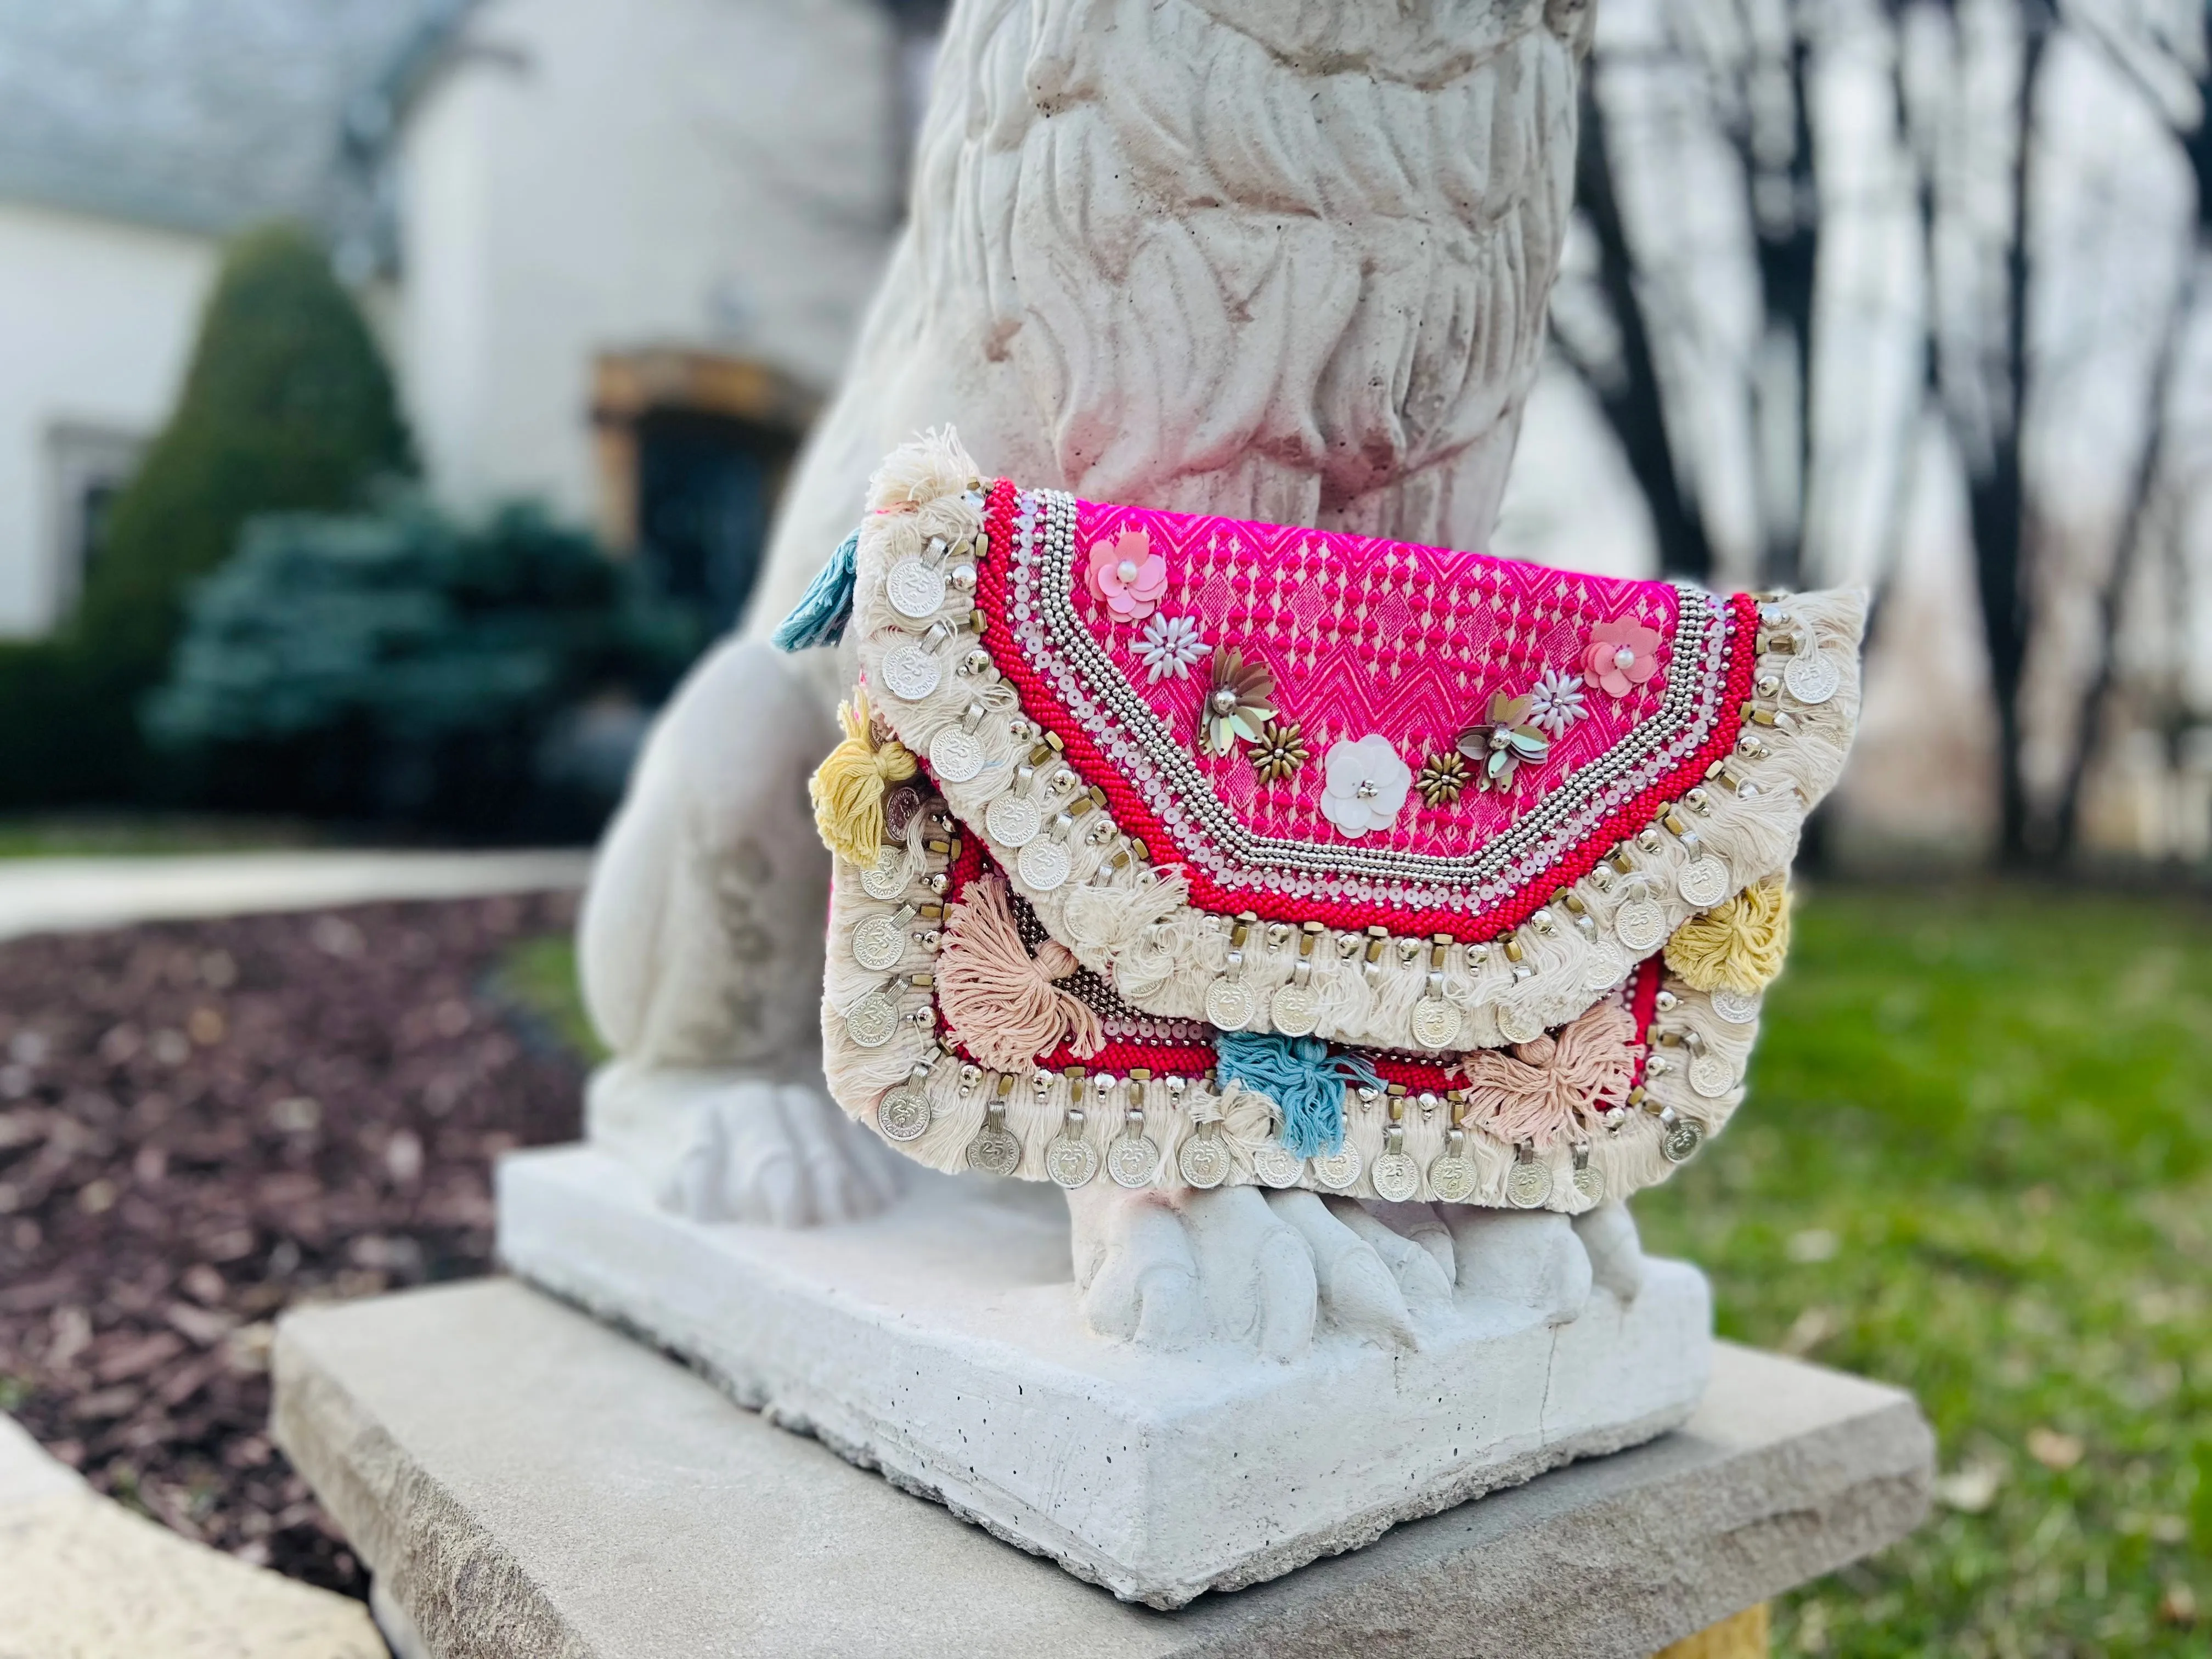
(0, 1417), (382, 1657)
(0, 848), (592, 942)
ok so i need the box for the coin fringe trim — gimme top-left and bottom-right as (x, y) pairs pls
(819, 826), (1760, 1212)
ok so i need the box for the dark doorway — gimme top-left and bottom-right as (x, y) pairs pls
(634, 410), (793, 633)
(591, 350), (816, 636)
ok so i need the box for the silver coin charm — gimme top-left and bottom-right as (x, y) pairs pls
(1177, 1132), (1229, 1189)
(1572, 1155), (1606, 1206)
(1496, 1002), (1545, 1045)
(851, 912), (908, 972)
(1426, 1154), (1477, 1205)
(1017, 838), (1070, 891)
(1046, 1135), (1098, 1189)
(877, 1084), (931, 1142)
(1689, 1052), (1735, 1098)
(969, 1122), (1022, 1177)
(1677, 857), (1731, 910)
(986, 795), (1041, 848)
(1710, 986), (1762, 1025)
(1312, 1147), (1363, 1191)
(1108, 1132), (1160, 1189)
(1250, 1142), (1304, 1188)
(860, 846), (907, 900)
(1662, 1115), (1705, 1164)
(1371, 1151), (1420, 1204)
(881, 642), (941, 703)
(1583, 940), (1630, 991)
(1409, 995), (1460, 1049)
(1269, 982), (1319, 1037)
(1613, 898), (1667, 954)
(887, 557), (947, 620)
(844, 990), (899, 1048)
(1505, 1155), (1554, 1209)
(1205, 978), (1256, 1031)
(1784, 650), (1839, 706)
(929, 726), (984, 784)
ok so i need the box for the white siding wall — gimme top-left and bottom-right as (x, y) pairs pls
(0, 202), (216, 636)
(394, 0), (901, 523)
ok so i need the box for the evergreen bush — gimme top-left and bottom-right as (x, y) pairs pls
(145, 496), (704, 836)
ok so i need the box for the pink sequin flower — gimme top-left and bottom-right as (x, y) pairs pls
(1085, 529), (1170, 622)
(1582, 618), (1662, 698)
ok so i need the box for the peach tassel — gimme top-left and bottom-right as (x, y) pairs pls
(935, 875), (1104, 1070)
(1459, 1004), (1637, 1150)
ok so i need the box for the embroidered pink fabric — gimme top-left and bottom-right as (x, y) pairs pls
(1070, 501), (1679, 859)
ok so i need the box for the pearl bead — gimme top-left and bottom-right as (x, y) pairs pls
(1614, 646), (1637, 671)
(1117, 560), (1139, 584)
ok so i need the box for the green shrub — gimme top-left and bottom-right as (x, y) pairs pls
(146, 496), (704, 836)
(0, 222), (411, 806)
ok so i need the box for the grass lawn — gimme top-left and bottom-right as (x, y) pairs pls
(0, 814), (327, 858)
(1634, 880), (2210, 1656)
(490, 931), (608, 1063)
(501, 879), (2210, 1655)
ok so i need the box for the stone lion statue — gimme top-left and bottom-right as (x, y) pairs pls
(575, 0), (1633, 1359)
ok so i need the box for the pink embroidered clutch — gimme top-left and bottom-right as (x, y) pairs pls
(791, 434), (1863, 1210)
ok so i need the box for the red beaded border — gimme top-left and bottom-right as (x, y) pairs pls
(970, 479), (1760, 944)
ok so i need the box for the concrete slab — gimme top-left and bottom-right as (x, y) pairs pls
(273, 1278), (1934, 1659)
(496, 1143), (1713, 1607)
(0, 848), (591, 941)
(1, 1412), (383, 1658)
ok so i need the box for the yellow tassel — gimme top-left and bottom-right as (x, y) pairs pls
(1662, 874), (1791, 995)
(809, 689), (917, 866)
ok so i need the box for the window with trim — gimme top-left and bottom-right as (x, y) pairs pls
(47, 422), (144, 623)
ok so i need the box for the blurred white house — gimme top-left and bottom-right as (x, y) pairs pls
(0, 0), (938, 640)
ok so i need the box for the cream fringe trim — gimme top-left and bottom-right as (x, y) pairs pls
(845, 431), (1862, 1060)
(820, 822), (1759, 1212)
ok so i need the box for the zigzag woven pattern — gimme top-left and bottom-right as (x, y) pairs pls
(1073, 498), (1678, 855)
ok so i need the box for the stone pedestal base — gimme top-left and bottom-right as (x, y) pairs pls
(496, 1144), (1713, 1607)
(272, 1277), (1933, 1658)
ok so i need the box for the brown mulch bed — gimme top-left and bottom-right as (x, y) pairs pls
(0, 892), (585, 1598)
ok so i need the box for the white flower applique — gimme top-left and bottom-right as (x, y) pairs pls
(1137, 613), (1207, 682)
(1318, 735), (1413, 838)
(1525, 669), (1588, 738)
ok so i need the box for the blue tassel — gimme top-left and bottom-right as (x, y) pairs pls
(771, 530), (859, 650)
(1215, 1032), (1380, 1159)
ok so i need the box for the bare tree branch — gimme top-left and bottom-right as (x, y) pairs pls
(2052, 32), (2210, 853)
(1559, 71), (1719, 581)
